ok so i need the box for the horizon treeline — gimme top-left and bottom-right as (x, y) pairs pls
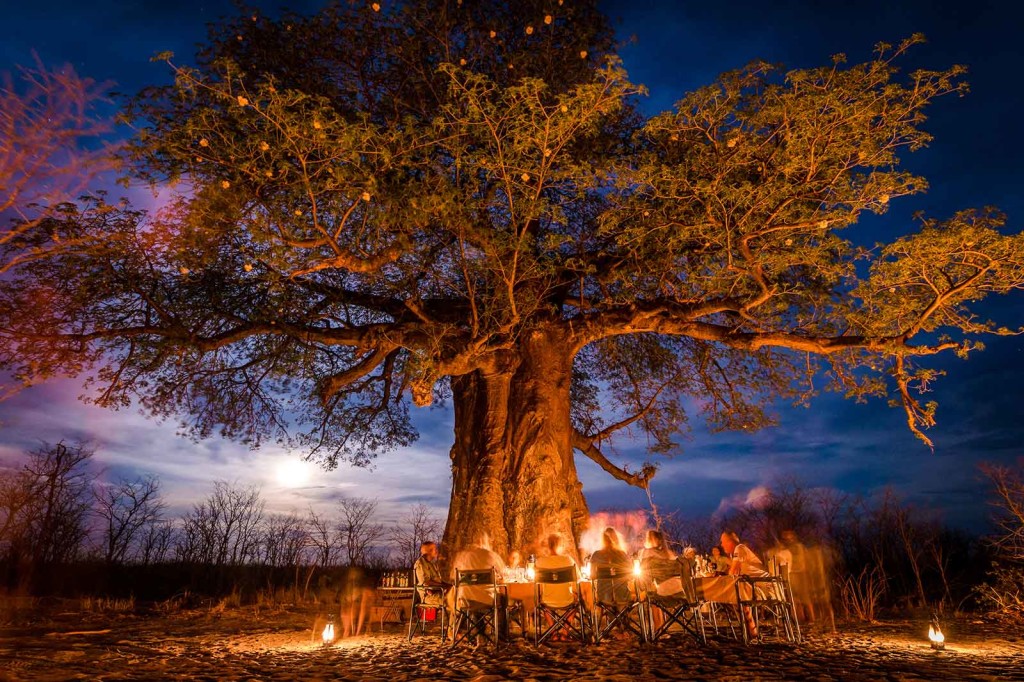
(1, 440), (1021, 623)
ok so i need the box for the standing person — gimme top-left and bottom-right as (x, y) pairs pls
(780, 529), (815, 625)
(340, 566), (374, 638)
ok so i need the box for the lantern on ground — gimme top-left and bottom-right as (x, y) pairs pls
(928, 615), (945, 651)
(322, 614), (335, 646)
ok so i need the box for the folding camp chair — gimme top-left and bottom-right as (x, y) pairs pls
(450, 567), (501, 648)
(534, 564), (588, 645)
(735, 563), (801, 645)
(644, 557), (707, 644)
(407, 570), (449, 642)
(591, 564), (647, 644)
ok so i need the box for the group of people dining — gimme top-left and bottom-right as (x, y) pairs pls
(411, 525), (777, 644)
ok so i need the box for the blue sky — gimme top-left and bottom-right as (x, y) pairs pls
(1, 0), (1022, 531)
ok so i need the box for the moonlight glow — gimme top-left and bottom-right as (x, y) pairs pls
(275, 458), (312, 488)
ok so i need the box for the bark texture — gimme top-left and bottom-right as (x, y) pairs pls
(441, 327), (587, 563)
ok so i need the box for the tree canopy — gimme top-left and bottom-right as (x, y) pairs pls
(1, 0), (1022, 495)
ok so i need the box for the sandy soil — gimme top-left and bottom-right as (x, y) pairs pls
(3, 604), (1023, 681)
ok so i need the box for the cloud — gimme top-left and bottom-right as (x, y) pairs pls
(0, 378), (453, 524)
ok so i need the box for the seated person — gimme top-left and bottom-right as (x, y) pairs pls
(535, 533), (577, 608)
(590, 526), (632, 604)
(721, 531), (769, 578)
(451, 540), (506, 608)
(413, 540), (450, 605)
(638, 529), (681, 595)
(450, 538), (507, 641)
(709, 545), (731, 575)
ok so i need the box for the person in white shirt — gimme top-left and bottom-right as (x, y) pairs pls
(450, 538), (506, 643)
(720, 530), (767, 638)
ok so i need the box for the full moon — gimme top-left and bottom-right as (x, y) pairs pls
(275, 458), (312, 488)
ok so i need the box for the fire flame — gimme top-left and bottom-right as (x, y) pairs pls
(322, 621), (335, 644)
(928, 624), (944, 644)
(578, 510), (651, 555)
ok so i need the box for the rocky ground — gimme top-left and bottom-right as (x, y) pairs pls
(2, 602), (1023, 681)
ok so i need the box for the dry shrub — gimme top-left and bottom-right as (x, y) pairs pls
(79, 596), (135, 613)
(156, 591), (190, 614)
(840, 565), (887, 622)
(975, 563), (1024, 623)
(212, 587), (242, 613)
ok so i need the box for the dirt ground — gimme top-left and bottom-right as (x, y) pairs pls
(3, 602), (1023, 681)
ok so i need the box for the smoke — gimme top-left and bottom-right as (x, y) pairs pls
(714, 485), (771, 517)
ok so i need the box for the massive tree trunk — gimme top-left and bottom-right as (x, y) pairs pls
(441, 327), (588, 563)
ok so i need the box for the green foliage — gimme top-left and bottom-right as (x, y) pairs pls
(0, 3), (1021, 471)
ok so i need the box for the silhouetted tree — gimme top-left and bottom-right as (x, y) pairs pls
(94, 474), (165, 565)
(0, 441), (96, 590)
(389, 503), (443, 567)
(336, 497), (384, 566)
(306, 507), (338, 568)
(176, 481), (264, 566)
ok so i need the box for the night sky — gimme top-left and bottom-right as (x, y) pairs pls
(1, 0), (1022, 533)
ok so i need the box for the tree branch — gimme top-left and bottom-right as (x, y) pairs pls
(572, 429), (656, 488)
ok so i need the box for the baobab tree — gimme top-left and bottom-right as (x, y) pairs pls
(1, 1), (1022, 559)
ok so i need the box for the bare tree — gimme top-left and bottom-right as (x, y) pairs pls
(259, 512), (308, 568)
(138, 519), (175, 566)
(24, 441), (96, 568)
(389, 503), (442, 568)
(892, 499), (930, 609)
(177, 481), (264, 566)
(976, 463), (1024, 621)
(306, 507), (338, 568)
(93, 474), (164, 564)
(336, 497), (384, 567)
(721, 478), (822, 551)
(982, 463), (1024, 561)
(0, 442), (98, 590)
(659, 512), (719, 553)
(0, 467), (38, 555)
